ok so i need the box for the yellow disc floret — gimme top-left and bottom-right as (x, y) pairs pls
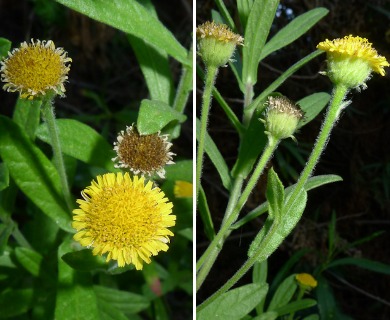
(196, 21), (244, 68)
(72, 172), (176, 270)
(0, 39), (71, 99)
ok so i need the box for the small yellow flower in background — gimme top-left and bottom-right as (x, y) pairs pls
(113, 124), (175, 179)
(317, 35), (389, 89)
(295, 273), (318, 289)
(196, 21), (244, 68)
(72, 172), (176, 270)
(0, 39), (71, 99)
(174, 180), (193, 198)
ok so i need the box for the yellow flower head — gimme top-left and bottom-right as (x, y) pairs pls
(113, 125), (175, 179)
(0, 39), (71, 99)
(174, 180), (193, 198)
(72, 173), (176, 270)
(295, 273), (318, 289)
(196, 21), (243, 68)
(317, 35), (389, 89)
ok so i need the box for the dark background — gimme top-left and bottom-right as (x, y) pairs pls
(196, 0), (390, 319)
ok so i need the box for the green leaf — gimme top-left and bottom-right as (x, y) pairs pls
(55, 0), (189, 65)
(0, 222), (13, 254)
(231, 107), (267, 178)
(198, 185), (215, 240)
(237, 0), (254, 30)
(273, 298), (317, 316)
(297, 92), (331, 128)
(55, 239), (100, 320)
(0, 37), (11, 59)
(13, 98), (42, 139)
(94, 285), (150, 314)
(232, 174), (342, 229)
(196, 118), (232, 190)
(326, 257), (390, 275)
(0, 116), (72, 232)
(15, 247), (43, 277)
(128, 35), (174, 105)
(36, 119), (116, 171)
(178, 227), (193, 241)
(137, 99), (186, 135)
(316, 276), (339, 320)
(259, 8), (329, 61)
(0, 288), (34, 318)
(61, 249), (108, 272)
(242, 0), (279, 85)
(0, 163), (9, 191)
(303, 315), (320, 320)
(197, 283), (268, 320)
(267, 274), (298, 311)
(164, 159), (193, 182)
(266, 168), (285, 220)
(253, 260), (268, 285)
(97, 300), (128, 320)
(252, 311), (278, 320)
(213, 0), (236, 29)
(253, 260), (268, 314)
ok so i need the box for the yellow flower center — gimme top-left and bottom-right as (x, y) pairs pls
(196, 21), (243, 45)
(1, 40), (71, 99)
(72, 173), (175, 269)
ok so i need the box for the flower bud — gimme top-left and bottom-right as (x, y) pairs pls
(196, 21), (243, 69)
(262, 96), (303, 141)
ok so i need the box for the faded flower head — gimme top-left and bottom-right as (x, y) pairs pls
(196, 21), (244, 68)
(174, 180), (193, 198)
(263, 96), (304, 142)
(295, 273), (318, 290)
(317, 35), (389, 89)
(72, 172), (176, 270)
(0, 39), (71, 99)
(113, 125), (175, 179)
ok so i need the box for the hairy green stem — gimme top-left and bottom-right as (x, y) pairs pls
(196, 65), (218, 202)
(42, 98), (73, 212)
(196, 138), (279, 272)
(173, 47), (193, 113)
(283, 84), (348, 215)
(198, 84), (349, 310)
